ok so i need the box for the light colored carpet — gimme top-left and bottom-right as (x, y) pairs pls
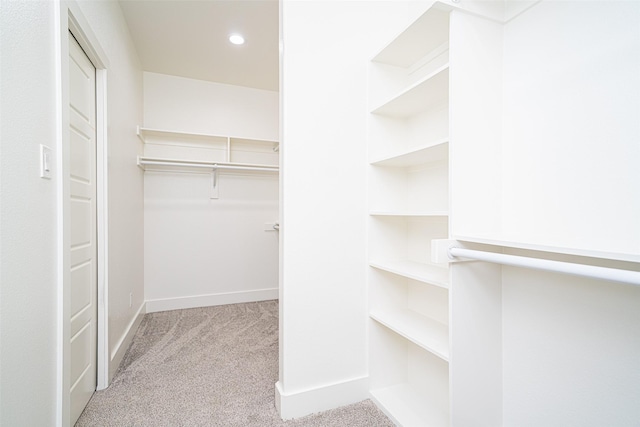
(76, 300), (394, 426)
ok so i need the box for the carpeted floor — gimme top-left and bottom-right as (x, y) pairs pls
(76, 300), (394, 426)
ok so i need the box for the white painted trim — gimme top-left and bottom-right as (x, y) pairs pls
(56, 1), (110, 425)
(54, 3), (69, 426)
(274, 376), (370, 420)
(108, 302), (146, 382)
(145, 288), (279, 313)
(95, 68), (109, 390)
(277, 0), (286, 393)
(66, 2), (109, 69)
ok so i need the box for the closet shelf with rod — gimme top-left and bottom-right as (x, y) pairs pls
(136, 126), (279, 199)
(136, 125), (280, 167)
(448, 246), (640, 286)
(137, 157), (279, 173)
(137, 157), (278, 200)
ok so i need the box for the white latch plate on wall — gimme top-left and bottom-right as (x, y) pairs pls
(40, 144), (52, 179)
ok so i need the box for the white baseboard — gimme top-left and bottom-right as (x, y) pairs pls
(108, 301), (146, 382)
(275, 376), (369, 420)
(145, 288), (279, 313)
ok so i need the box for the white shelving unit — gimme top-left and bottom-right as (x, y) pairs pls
(136, 126), (279, 199)
(365, 1), (640, 425)
(369, 326), (450, 427)
(136, 126), (279, 171)
(367, 3), (452, 425)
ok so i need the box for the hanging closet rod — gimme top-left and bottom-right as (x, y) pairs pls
(448, 247), (640, 286)
(138, 158), (279, 172)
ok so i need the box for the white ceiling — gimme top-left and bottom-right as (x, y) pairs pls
(119, 0), (279, 92)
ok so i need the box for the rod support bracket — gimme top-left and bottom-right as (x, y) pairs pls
(431, 239), (462, 264)
(210, 169), (219, 199)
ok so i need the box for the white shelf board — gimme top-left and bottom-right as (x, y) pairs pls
(369, 211), (448, 218)
(137, 126), (278, 145)
(369, 259), (449, 288)
(137, 126), (227, 143)
(371, 64), (449, 118)
(453, 234), (640, 264)
(370, 308), (449, 361)
(372, 4), (451, 69)
(137, 156), (279, 172)
(229, 136), (279, 144)
(371, 139), (449, 167)
(370, 384), (449, 427)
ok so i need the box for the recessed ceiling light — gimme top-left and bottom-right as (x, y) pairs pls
(229, 34), (245, 45)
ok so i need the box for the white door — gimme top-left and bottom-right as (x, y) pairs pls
(68, 31), (97, 425)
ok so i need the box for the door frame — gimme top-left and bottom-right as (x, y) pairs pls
(55, 2), (110, 425)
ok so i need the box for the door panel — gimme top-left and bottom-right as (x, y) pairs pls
(68, 31), (97, 425)
(70, 261), (92, 322)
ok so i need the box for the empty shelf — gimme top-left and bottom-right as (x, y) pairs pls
(369, 259), (449, 288)
(370, 308), (449, 361)
(371, 140), (448, 167)
(371, 384), (449, 427)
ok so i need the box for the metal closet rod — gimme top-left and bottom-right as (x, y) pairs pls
(138, 159), (278, 172)
(448, 247), (640, 286)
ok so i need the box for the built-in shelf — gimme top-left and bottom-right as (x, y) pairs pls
(371, 64), (449, 118)
(371, 140), (448, 167)
(368, 2), (452, 423)
(454, 235), (640, 264)
(372, 5), (450, 68)
(137, 156), (279, 173)
(370, 308), (449, 361)
(136, 125), (279, 172)
(370, 384), (450, 427)
(137, 126), (278, 147)
(369, 259), (449, 288)
(137, 126), (226, 144)
(370, 211), (448, 217)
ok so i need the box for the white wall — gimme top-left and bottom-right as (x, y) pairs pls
(75, 0), (145, 380)
(451, 0), (640, 258)
(502, 263), (640, 427)
(144, 72), (278, 140)
(277, 0), (412, 418)
(501, 1), (640, 254)
(0, 1), (59, 424)
(498, 7), (640, 423)
(143, 73), (279, 312)
(449, 3), (640, 238)
(0, 1), (143, 424)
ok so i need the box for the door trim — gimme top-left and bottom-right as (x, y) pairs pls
(56, 2), (110, 426)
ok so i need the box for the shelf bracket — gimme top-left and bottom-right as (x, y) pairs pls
(136, 125), (146, 144)
(210, 169), (219, 199)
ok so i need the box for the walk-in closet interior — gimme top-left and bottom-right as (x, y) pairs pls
(139, 73), (279, 313)
(1, 0), (638, 426)
(112, 1), (280, 314)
